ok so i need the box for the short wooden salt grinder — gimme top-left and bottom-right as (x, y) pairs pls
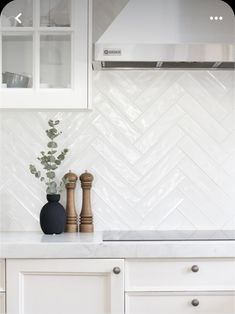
(64, 171), (78, 233)
(79, 171), (94, 233)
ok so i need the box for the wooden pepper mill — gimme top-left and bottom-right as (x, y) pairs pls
(64, 171), (78, 233)
(79, 171), (94, 233)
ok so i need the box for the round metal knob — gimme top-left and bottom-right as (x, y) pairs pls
(113, 267), (121, 274)
(191, 299), (199, 307)
(191, 265), (199, 272)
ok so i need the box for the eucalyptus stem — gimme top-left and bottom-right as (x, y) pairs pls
(29, 120), (69, 195)
(48, 139), (54, 186)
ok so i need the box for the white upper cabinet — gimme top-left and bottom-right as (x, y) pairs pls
(0, 0), (91, 109)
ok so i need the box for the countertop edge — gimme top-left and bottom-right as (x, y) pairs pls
(1, 239), (235, 259)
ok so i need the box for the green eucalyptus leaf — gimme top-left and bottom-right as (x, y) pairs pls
(41, 162), (50, 168)
(29, 165), (37, 174)
(48, 141), (58, 149)
(43, 164), (52, 170)
(50, 181), (57, 188)
(46, 131), (53, 140)
(46, 171), (55, 179)
(46, 127), (59, 140)
(48, 150), (57, 155)
(35, 171), (41, 178)
(49, 156), (56, 163)
(48, 120), (54, 127)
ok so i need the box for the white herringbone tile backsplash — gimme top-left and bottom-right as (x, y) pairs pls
(0, 70), (234, 231)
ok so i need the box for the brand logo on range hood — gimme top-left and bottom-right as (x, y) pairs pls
(103, 49), (121, 56)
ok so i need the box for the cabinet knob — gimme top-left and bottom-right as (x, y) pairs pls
(191, 265), (199, 272)
(191, 299), (199, 307)
(113, 267), (121, 274)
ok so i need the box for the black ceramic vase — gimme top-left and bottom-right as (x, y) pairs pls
(40, 194), (66, 235)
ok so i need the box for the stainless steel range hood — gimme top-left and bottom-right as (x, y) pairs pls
(93, 0), (235, 70)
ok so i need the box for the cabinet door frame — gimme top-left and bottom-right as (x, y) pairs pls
(7, 259), (124, 314)
(0, 293), (5, 314)
(0, 260), (5, 293)
(0, 0), (92, 109)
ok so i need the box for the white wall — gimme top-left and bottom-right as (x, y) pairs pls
(0, 70), (234, 231)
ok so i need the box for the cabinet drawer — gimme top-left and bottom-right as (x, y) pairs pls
(0, 261), (5, 292)
(126, 292), (235, 314)
(126, 259), (235, 291)
(0, 294), (5, 314)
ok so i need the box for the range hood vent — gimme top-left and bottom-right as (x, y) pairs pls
(93, 0), (235, 70)
(100, 61), (235, 70)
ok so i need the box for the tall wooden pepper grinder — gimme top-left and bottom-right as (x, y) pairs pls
(79, 171), (94, 233)
(64, 171), (78, 233)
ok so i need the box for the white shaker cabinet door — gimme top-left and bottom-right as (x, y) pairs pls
(126, 292), (235, 314)
(7, 259), (124, 314)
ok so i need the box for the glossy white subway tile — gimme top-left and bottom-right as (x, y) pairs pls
(178, 136), (234, 197)
(0, 70), (234, 231)
(135, 105), (185, 153)
(178, 94), (228, 142)
(178, 115), (228, 164)
(178, 73), (228, 122)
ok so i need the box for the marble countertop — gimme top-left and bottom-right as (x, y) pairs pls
(1, 231), (235, 259)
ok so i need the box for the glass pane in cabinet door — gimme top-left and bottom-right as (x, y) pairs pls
(40, 0), (71, 27)
(2, 35), (33, 88)
(0, 0), (33, 28)
(40, 34), (71, 88)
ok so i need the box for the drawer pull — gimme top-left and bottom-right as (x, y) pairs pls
(113, 267), (121, 274)
(191, 299), (199, 307)
(191, 265), (199, 272)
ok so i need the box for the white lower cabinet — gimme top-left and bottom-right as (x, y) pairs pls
(126, 292), (235, 314)
(5, 257), (235, 314)
(7, 259), (124, 314)
(125, 258), (235, 314)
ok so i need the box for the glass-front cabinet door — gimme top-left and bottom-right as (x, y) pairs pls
(0, 0), (91, 109)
